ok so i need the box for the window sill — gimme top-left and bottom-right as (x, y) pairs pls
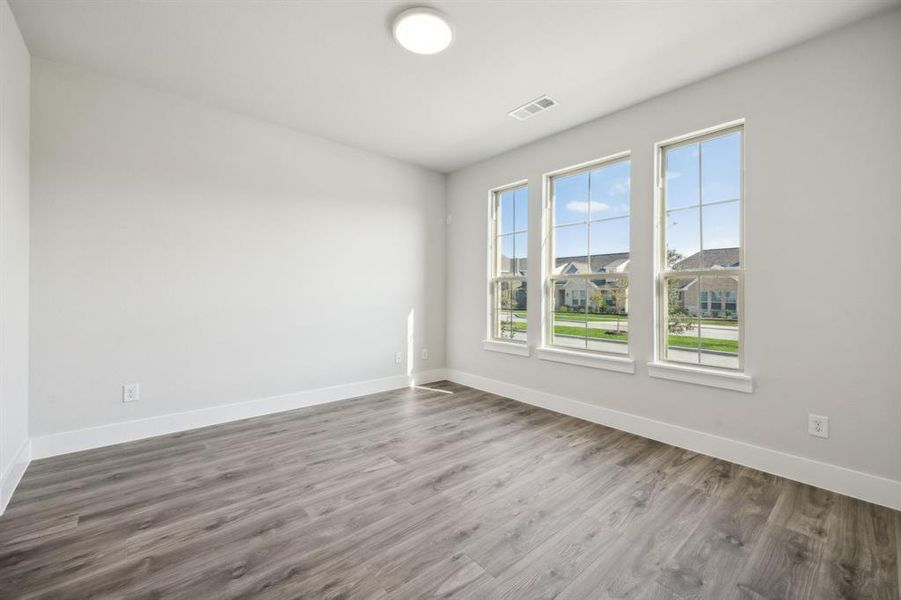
(482, 340), (530, 357)
(647, 361), (752, 393)
(537, 347), (635, 374)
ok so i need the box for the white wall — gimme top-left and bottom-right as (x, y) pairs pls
(0, 0), (31, 508)
(446, 11), (901, 484)
(30, 59), (445, 437)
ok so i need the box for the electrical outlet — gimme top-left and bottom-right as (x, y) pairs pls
(123, 383), (140, 403)
(421, 348), (429, 361)
(808, 414), (828, 438)
(395, 351), (402, 364)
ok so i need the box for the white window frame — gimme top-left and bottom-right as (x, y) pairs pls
(484, 181), (530, 356)
(650, 120), (751, 392)
(538, 152), (635, 374)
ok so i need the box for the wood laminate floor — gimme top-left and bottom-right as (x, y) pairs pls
(1, 382), (898, 599)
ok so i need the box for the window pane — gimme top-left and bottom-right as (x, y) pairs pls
(589, 160), (631, 219)
(509, 280), (528, 342)
(494, 280), (527, 342)
(553, 171), (589, 226)
(701, 132), (741, 205)
(702, 200), (740, 266)
(665, 276), (700, 365)
(551, 279), (587, 350)
(665, 207), (700, 270)
(659, 126), (743, 370)
(514, 187), (528, 232)
(498, 234), (515, 275)
(589, 217), (629, 273)
(725, 290), (737, 313)
(553, 223), (588, 270)
(491, 184), (528, 345)
(498, 190), (515, 235)
(699, 276), (739, 369)
(586, 277), (628, 354)
(513, 232), (528, 275)
(494, 281), (513, 340)
(665, 142), (700, 210)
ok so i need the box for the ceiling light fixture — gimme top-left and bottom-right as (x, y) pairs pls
(392, 7), (453, 55)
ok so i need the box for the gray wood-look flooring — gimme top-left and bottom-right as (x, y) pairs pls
(1, 381), (898, 599)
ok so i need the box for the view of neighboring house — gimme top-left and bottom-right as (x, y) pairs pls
(499, 249), (739, 319)
(672, 247), (740, 318)
(552, 253), (629, 313)
(499, 252), (630, 313)
(497, 256), (528, 310)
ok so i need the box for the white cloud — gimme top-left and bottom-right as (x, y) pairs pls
(610, 178), (630, 195)
(666, 171), (681, 181)
(566, 200), (609, 214)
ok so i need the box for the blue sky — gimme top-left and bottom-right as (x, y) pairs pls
(500, 131), (741, 267)
(498, 186), (528, 272)
(666, 132), (741, 264)
(499, 186), (528, 234)
(553, 159), (630, 260)
(555, 160), (631, 225)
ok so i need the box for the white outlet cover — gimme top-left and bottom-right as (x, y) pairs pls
(123, 383), (140, 403)
(395, 352), (402, 364)
(421, 349), (429, 360)
(808, 413), (829, 438)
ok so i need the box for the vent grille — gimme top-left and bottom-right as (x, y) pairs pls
(508, 95), (558, 121)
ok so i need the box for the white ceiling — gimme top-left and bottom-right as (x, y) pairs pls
(9, 0), (898, 173)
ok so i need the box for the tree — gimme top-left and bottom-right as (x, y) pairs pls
(667, 282), (693, 333)
(589, 288), (606, 314)
(514, 283), (528, 310)
(666, 249), (693, 333)
(666, 248), (683, 269)
(500, 284), (513, 310)
(499, 284), (515, 339)
(608, 278), (628, 333)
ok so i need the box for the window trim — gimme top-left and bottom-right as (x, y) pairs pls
(483, 339), (530, 357)
(485, 180), (529, 353)
(652, 119), (748, 378)
(648, 361), (752, 393)
(537, 346), (635, 374)
(539, 151), (633, 365)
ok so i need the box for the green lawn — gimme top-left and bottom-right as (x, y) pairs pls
(550, 324), (629, 342)
(667, 334), (738, 353)
(514, 310), (625, 323)
(512, 310), (737, 328)
(553, 313), (626, 323)
(700, 319), (738, 328)
(503, 322), (737, 353)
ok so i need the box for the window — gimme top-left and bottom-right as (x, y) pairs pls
(546, 155), (630, 356)
(489, 184), (528, 345)
(658, 124), (743, 370)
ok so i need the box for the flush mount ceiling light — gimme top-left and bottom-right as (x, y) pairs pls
(392, 7), (453, 55)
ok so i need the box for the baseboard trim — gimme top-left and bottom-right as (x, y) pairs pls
(0, 439), (32, 515)
(444, 369), (901, 511)
(25, 367), (900, 510)
(31, 369), (448, 460)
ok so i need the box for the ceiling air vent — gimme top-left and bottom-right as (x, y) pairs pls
(508, 95), (558, 121)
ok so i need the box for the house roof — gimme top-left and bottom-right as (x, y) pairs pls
(550, 253), (630, 276)
(500, 252), (630, 276)
(672, 247), (739, 270)
(501, 249), (736, 275)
